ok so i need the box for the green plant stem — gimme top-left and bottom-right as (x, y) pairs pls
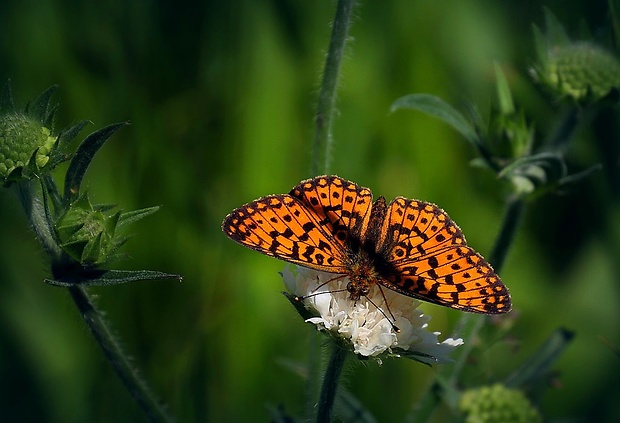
(546, 106), (580, 151)
(307, 3), (355, 421)
(68, 286), (172, 422)
(409, 195), (525, 423)
(311, 0), (356, 176)
(15, 179), (172, 422)
(488, 195), (524, 273)
(306, 329), (322, 420)
(317, 345), (348, 423)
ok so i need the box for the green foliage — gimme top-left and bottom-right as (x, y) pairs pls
(0, 2), (619, 423)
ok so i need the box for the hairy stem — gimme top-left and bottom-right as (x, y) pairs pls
(488, 195), (524, 273)
(308, 3), (355, 421)
(311, 0), (356, 175)
(317, 345), (348, 423)
(16, 178), (172, 422)
(69, 286), (172, 422)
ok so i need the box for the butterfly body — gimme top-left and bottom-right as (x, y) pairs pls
(222, 175), (511, 314)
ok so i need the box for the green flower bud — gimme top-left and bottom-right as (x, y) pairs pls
(0, 113), (58, 185)
(543, 42), (620, 101)
(460, 384), (542, 423)
(55, 193), (124, 266)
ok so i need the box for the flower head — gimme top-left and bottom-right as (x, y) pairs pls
(540, 42), (620, 101)
(282, 266), (463, 364)
(531, 10), (620, 103)
(54, 192), (124, 266)
(460, 383), (542, 423)
(0, 111), (59, 186)
(0, 83), (87, 187)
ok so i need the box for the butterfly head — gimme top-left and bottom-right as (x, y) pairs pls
(346, 277), (371, 301)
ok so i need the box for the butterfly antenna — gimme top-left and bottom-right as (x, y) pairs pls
(373, 286), (400, 333)
(294, 274), (347, 301)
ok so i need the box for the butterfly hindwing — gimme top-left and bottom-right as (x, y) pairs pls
(375, 197), (511, 313)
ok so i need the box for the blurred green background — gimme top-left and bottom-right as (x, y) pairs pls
(0, 0), (619, 421)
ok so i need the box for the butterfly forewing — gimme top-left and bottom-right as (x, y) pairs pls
(222, 194), (349, 273)
(290, 176), (373, 246)
(376, 197), (466, 260)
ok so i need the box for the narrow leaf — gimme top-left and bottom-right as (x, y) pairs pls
(558, 164), (602, 186)
(39, 177), (61, 244)
(118, 206), (160, 227)
(57, 120), (91, 151)
(63, 122), (129, 203)
(45, 269), (182, 287)
(495, 63), (515, 115)
(41, 175), (63, 215)
(543, 7), (571, 47)
(337, 386), (379, 423)
(532, 24), (548, 70)
(497, 152), (565, 180)
(28, 85), (58, 123)
(283, 291), (316, 321)
(44, 103), (59, 128)
(391, 94), (479, 146)
(504, 328), (574, 389)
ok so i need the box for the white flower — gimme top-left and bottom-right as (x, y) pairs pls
(281, 266), (464, 364)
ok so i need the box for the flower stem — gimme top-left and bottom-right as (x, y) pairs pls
(309, 3), (355, 420)
(311, 0), (356, 176)
(488, 195), (524, 274)
(68, 286), (173, 422)
(317, 345), (348, 423)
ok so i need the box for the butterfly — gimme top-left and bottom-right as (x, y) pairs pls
(222, 175), (511, 314)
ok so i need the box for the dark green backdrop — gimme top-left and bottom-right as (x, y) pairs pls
(0, 1), (618, 421)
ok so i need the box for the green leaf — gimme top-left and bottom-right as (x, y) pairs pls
(27, 85), (58, 125)
(56, 120), (91, 152)
(495, 63), (515, 115)
(434, 374), (462, 412)
(268, 405), (299, 423)
(118, 206), (160, 227)
(63, 122), (129, 203)
(45, 269), (182, 287)
(390, 94), (479, 146)
(543, 7), (571, 47)
(498, 152), (566, 181)
(532, 24), (548, 71)
(504, 328), (574, 389)
(282, 291), (317, 322)
(337, 386), (379, 423)
(499, 153), (569, 196)
(42, 175), (63, 215)
(558, 163), (602, 186)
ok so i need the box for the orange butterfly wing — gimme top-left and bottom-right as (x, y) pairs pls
(223, 175), (511, 314)
(289, 176), (373, 246)
(222, 176), (373, 274)
(375, 197), (511, 314)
